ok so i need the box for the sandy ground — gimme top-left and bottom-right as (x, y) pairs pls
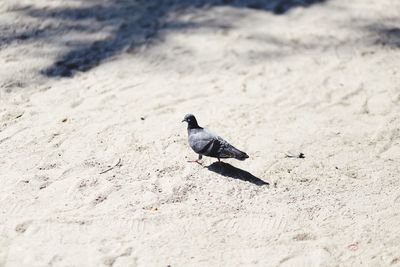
(1, 0), (400, 266)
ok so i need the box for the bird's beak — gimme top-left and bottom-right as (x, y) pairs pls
(181, 119), (185, 122)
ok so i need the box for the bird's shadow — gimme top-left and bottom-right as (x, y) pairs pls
(207, 162), (268, 186)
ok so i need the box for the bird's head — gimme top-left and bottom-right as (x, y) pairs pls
(182, 114), (199, 128)
(182, 114), (195, 123)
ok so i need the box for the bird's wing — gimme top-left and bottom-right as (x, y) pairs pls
(188, 128), (219, 155)
(205, 129), (249, 159)
(189, 128), (248, 159)
(215, 136), (241, 158)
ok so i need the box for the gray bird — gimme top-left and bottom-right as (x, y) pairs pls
(182, 114), (249, 163)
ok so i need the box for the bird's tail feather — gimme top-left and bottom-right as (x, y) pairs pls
(230, 146), (249, 161)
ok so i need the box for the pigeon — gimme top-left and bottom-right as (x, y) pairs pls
(182, 114), (249, 163)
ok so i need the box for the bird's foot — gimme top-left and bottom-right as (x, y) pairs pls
(187, 160), (203, 165)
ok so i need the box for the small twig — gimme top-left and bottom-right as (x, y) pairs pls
(100, 158), (122, 174)
(285, 152), (305, 159)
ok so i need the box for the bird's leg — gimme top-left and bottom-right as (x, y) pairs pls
(187, 154), (203, 165)
(218, 157), (221, 162)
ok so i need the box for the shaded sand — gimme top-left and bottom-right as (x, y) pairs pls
(1, 0), (400, 266)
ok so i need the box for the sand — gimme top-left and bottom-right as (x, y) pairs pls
(1, 0), (400, 266)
